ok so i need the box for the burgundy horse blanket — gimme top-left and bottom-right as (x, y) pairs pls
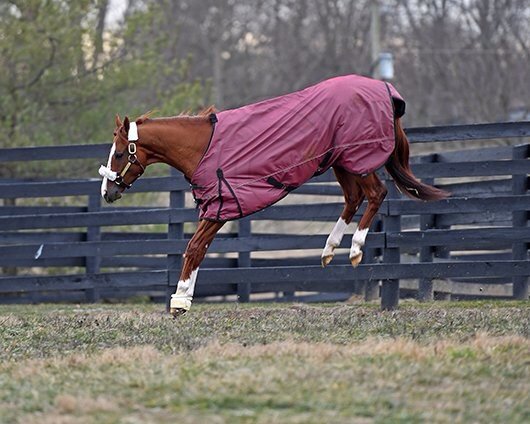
(191, 74), (404, 221)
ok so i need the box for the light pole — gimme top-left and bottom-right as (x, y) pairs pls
(370, 1), (394, 81)
(378, 52), (394, 81)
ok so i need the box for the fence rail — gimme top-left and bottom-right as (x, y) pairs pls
(1, 121), (529, 308)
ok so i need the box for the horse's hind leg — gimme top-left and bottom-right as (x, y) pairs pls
(170, 219), (224, 316)
(349, 173), (387, 267)
(321, 167), (365, 267)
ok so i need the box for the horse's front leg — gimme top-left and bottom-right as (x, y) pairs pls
(170, 219), (224, 316)
(349, 173), (387, 267)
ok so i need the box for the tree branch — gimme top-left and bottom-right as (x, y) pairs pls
(14, 36), (57, 91)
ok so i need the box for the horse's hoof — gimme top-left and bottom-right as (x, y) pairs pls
(169, 307), (188, 318)
(170, 296), (191, 316)
(350, 251), (363, 267)
(321, 254), (334, 267)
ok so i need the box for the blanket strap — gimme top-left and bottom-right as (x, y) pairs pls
(190, 184), (204, 207)
(313, 150), (333, 177)
(216, 168), (243, 221)
(267, 176), (297, 192)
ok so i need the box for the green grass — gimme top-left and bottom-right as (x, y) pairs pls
(0, 301), (529, 423)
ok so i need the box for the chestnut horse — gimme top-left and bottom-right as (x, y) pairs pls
(99, 79), (448, 317)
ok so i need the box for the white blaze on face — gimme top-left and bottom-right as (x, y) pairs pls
(100, 142), (116, 198)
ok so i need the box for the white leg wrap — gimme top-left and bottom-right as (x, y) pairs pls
(171, 268), (199, 311)
(350, 227), (369, 260)
(321, 218), (349, 266)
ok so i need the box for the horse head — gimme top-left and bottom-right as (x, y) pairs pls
(99, 114), (147, 203)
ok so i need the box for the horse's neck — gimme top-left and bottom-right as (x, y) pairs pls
(143, 118), (212, 179)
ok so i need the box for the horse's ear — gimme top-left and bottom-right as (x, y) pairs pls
(123, 116), (130, 134)
(115, 114), (122, 128)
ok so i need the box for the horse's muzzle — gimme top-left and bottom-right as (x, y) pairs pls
(103, 190), (122, 203)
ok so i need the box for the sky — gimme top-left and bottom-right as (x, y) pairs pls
(106, 0), (127, 27)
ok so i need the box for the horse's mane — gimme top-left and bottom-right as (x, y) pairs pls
(135, 106), (217, 124)
(135, 111), (156, 125)
(197, 105), (217, 116)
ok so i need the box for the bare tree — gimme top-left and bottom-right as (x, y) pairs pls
(128, 0), (529, 124)
(393, 0), (530, 124)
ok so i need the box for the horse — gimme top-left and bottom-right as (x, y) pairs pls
(99, 75), (448, 316)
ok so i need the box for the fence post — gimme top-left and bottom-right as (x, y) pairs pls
(365, 252), (381, 300)
(361, 218), (381, 301)
(85, 193), (101, 302)
(2, 198), (18, 277)
(512, 144), (529, 299)
(362, 173), (385, 301)
(418, 213), (435, 301)
(166, 169), (185, 311)
(418, 154), (436, 301)
(381, 182), (401, 310)
(237, 217), (251, 302)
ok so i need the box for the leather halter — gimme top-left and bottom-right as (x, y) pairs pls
(98, 122), (146, 189)
(113, 140), (145, 189)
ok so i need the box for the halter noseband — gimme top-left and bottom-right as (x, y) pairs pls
(98, 122), (145, 189)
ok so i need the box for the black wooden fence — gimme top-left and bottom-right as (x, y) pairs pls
(1, 121), (529, 309)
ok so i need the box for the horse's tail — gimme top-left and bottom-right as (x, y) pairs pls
(385, 118), (449, 201)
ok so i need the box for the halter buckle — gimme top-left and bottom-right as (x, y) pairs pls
(128, 142), (137, 155)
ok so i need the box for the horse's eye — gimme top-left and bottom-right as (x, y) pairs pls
(114, 152), (124, 159)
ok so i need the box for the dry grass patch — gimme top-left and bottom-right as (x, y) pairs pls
(194, 332), (529, 363)
(1, 302), (529, 363)
(1, 335), (529, 423)
(1, 302), (529, 423)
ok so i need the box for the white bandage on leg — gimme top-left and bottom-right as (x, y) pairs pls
(350, 227), (369, 259)
(321, 218), (349, 266)
(170, 268), (199, 311)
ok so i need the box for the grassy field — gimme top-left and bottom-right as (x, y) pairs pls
(0, 301), (529, 423)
